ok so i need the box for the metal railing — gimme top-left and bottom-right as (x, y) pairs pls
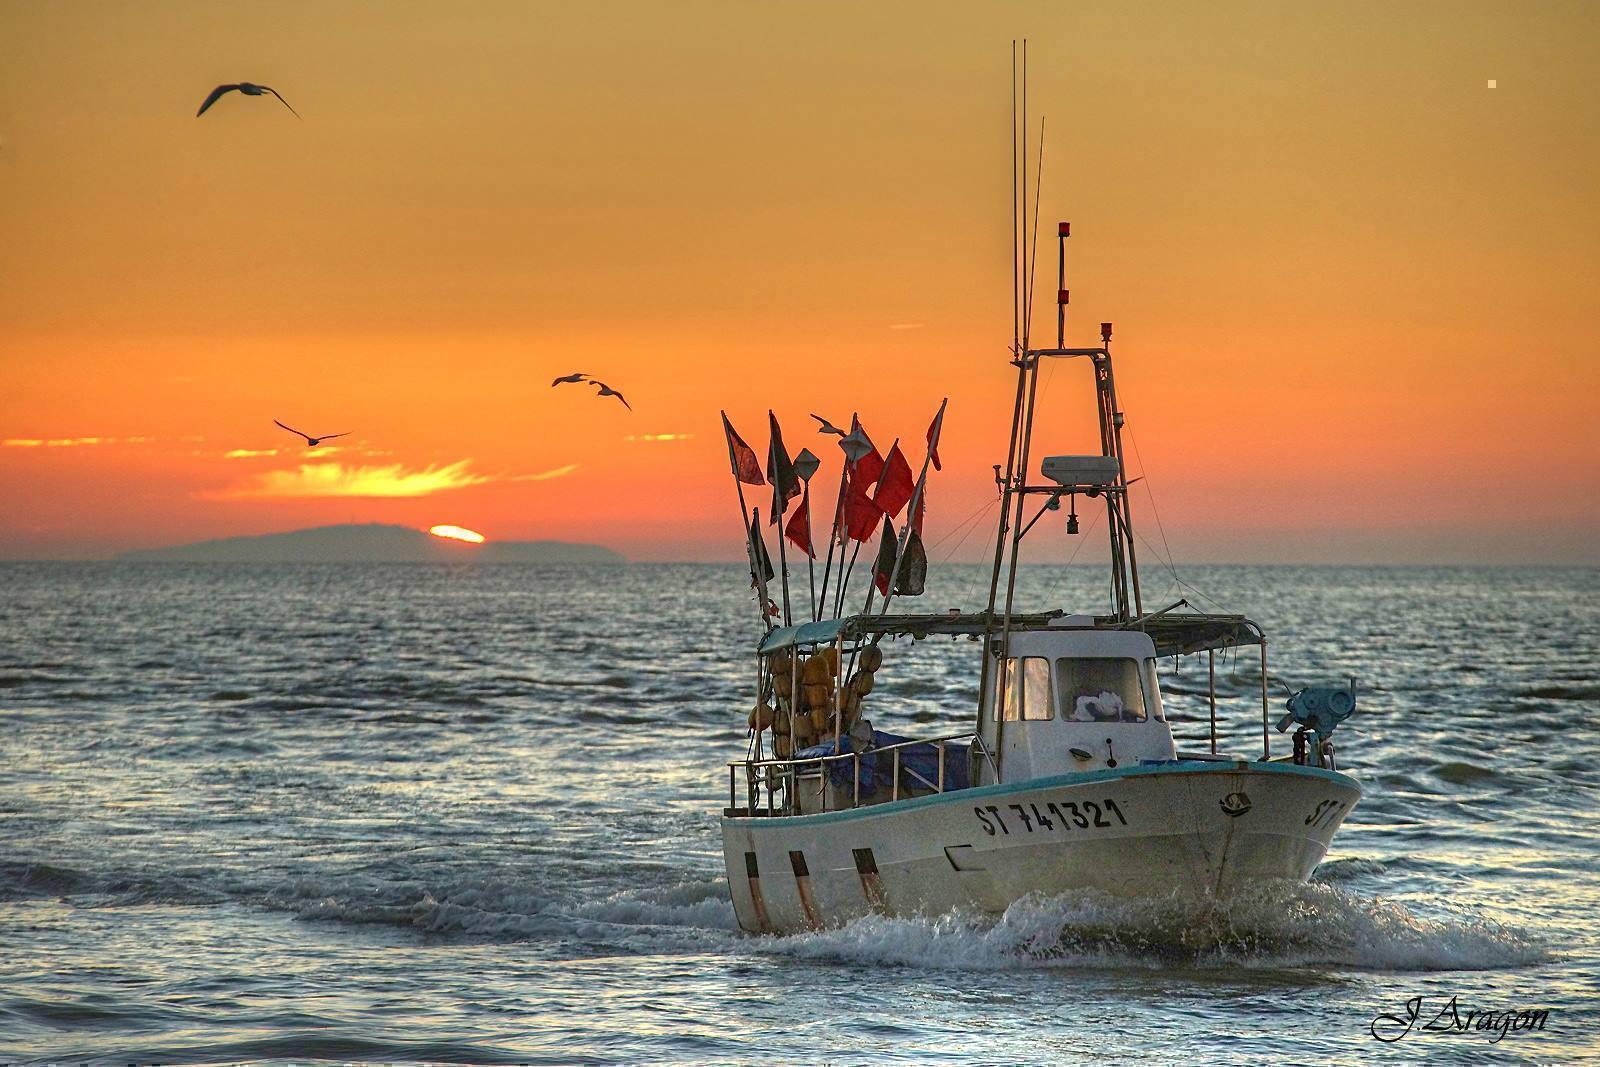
(726, 732), (976, 817)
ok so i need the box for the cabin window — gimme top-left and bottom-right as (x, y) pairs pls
(1055, 657), (1148, 723)
(998, 657), (1053, 721)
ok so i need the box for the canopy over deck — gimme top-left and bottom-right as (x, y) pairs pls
(757, 606), (1262, 658)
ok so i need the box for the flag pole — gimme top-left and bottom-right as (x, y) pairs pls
(721, 411), (771, 631)
(834, 539), (863, 620)
(838, 436), (898, 618)
(767, 414), (795, 627)
(815, 412), (856, 623)
(858, 515), (896, 617)
(751, 505), (774, 625)
(773, 502), (792, 626)
(800, 481), (817, 620)
(873, 472), (925, 618)
(875, 399), (946, 617)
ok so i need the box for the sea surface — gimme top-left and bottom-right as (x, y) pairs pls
(2, 562), (1596, 1064)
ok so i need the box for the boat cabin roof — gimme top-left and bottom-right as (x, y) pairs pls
(757, 609), (1262, 658)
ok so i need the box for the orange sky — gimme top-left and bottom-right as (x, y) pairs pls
(2, 1), (1597, 563)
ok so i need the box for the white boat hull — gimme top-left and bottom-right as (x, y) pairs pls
(720, 760), (1360, 934)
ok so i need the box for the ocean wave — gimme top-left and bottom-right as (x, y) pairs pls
(0, 671), (76, 688)
(0, 860), (235, 907)
(1515, 683), (1600, 702)
(1429, 761), (1500, 785)
(1312, 856), (1389, 881)
(0, 860), (94, 900)
(284, 876), (739, 945)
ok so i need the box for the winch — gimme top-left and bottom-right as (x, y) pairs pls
(1277, 679), (1357, 768)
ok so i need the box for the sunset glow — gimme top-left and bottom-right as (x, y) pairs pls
(0, 3), (1595, 563)
(429, 525), (486, 544)
(207, 461), (493, 500)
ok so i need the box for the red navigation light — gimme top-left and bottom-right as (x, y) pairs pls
(1057, 289), (1070, 305)
(1058, 222), (1070, 237)
(1100, 322), (1113, 341)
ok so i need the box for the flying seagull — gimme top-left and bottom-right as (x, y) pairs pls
(273, 419), (348, 448)
(197, 83), (300, 119)
(811, 414), (847, 437)
(551, 372), (588, 387)
(590, 381), (631, 411)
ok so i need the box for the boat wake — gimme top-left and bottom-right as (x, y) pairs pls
(286, 869), (1548, 974)
(755, 881), (1550, 973)
(9, 855), (1544, 976)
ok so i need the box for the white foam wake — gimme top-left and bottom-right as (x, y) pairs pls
(757, 882), (1549, 973)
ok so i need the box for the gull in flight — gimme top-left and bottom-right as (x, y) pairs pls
(811, 414), (847, 436)
(591, 381), (631, 411)
(197, 83), (300, 119)
(273, 419), (348, 448)
(551, 372), (588, 387)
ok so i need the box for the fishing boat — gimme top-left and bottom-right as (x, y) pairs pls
(717, 302), (1363, 934)
(715, 66), (1360, 936)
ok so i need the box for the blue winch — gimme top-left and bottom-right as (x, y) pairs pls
(1277, 679), (1357, 766)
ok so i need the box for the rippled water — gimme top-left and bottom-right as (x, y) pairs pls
(2, 562), (1596, 1063)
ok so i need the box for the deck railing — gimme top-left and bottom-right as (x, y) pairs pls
(726, 732), (977, 817)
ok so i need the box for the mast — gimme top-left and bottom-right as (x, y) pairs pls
(976, 47), (1147, 780)
(976, 42), (1031, 770)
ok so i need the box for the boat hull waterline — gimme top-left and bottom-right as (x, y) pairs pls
(721, 760), (1360, 935)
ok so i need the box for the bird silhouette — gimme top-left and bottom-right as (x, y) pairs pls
(590, 381), (631, 411)
(551, 372), (588, 387)
(273, 420), (348, 448)
(811, 414), (847, 436)
(197, 83), (300, 119)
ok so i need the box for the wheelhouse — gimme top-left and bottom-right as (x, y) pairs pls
(726, 608), (1279, 818)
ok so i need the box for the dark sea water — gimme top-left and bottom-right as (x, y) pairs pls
(2, 562), (1596, 1064)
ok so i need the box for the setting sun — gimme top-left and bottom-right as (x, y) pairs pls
(428, 524), (486, 544)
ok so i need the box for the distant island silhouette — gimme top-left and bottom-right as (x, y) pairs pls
(117, 524), (625, 563)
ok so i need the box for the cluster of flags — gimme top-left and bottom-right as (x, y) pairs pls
(721, 402), (946, 621)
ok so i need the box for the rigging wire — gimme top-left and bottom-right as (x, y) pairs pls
(960, 513), (1002, 607)
(1125, 423), (1231, 616)
(927, 495), (999, 556)
(1126, 425), (1177, 575)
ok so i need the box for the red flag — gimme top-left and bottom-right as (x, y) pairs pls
(842, 472), (881, 543)
(873, 443), (915, 519)
(926, 402), (946, 472)
(784, 490), (814, 557)
(722, 412), (765, 486)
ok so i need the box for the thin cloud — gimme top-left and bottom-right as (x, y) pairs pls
(512, 464), (580, 482)
(223, 448), (279, 459)
(4, 436), (111, 447)
(206, 460), (492, 499)
(623, 433), (695, 443)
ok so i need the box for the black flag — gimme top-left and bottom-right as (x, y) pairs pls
(872, 519), (927, 597)
(872, 519), (897, 596)
(896, 526), (927, 597)
(749, 513), (775, 586)
(767, 412), (801, 522)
